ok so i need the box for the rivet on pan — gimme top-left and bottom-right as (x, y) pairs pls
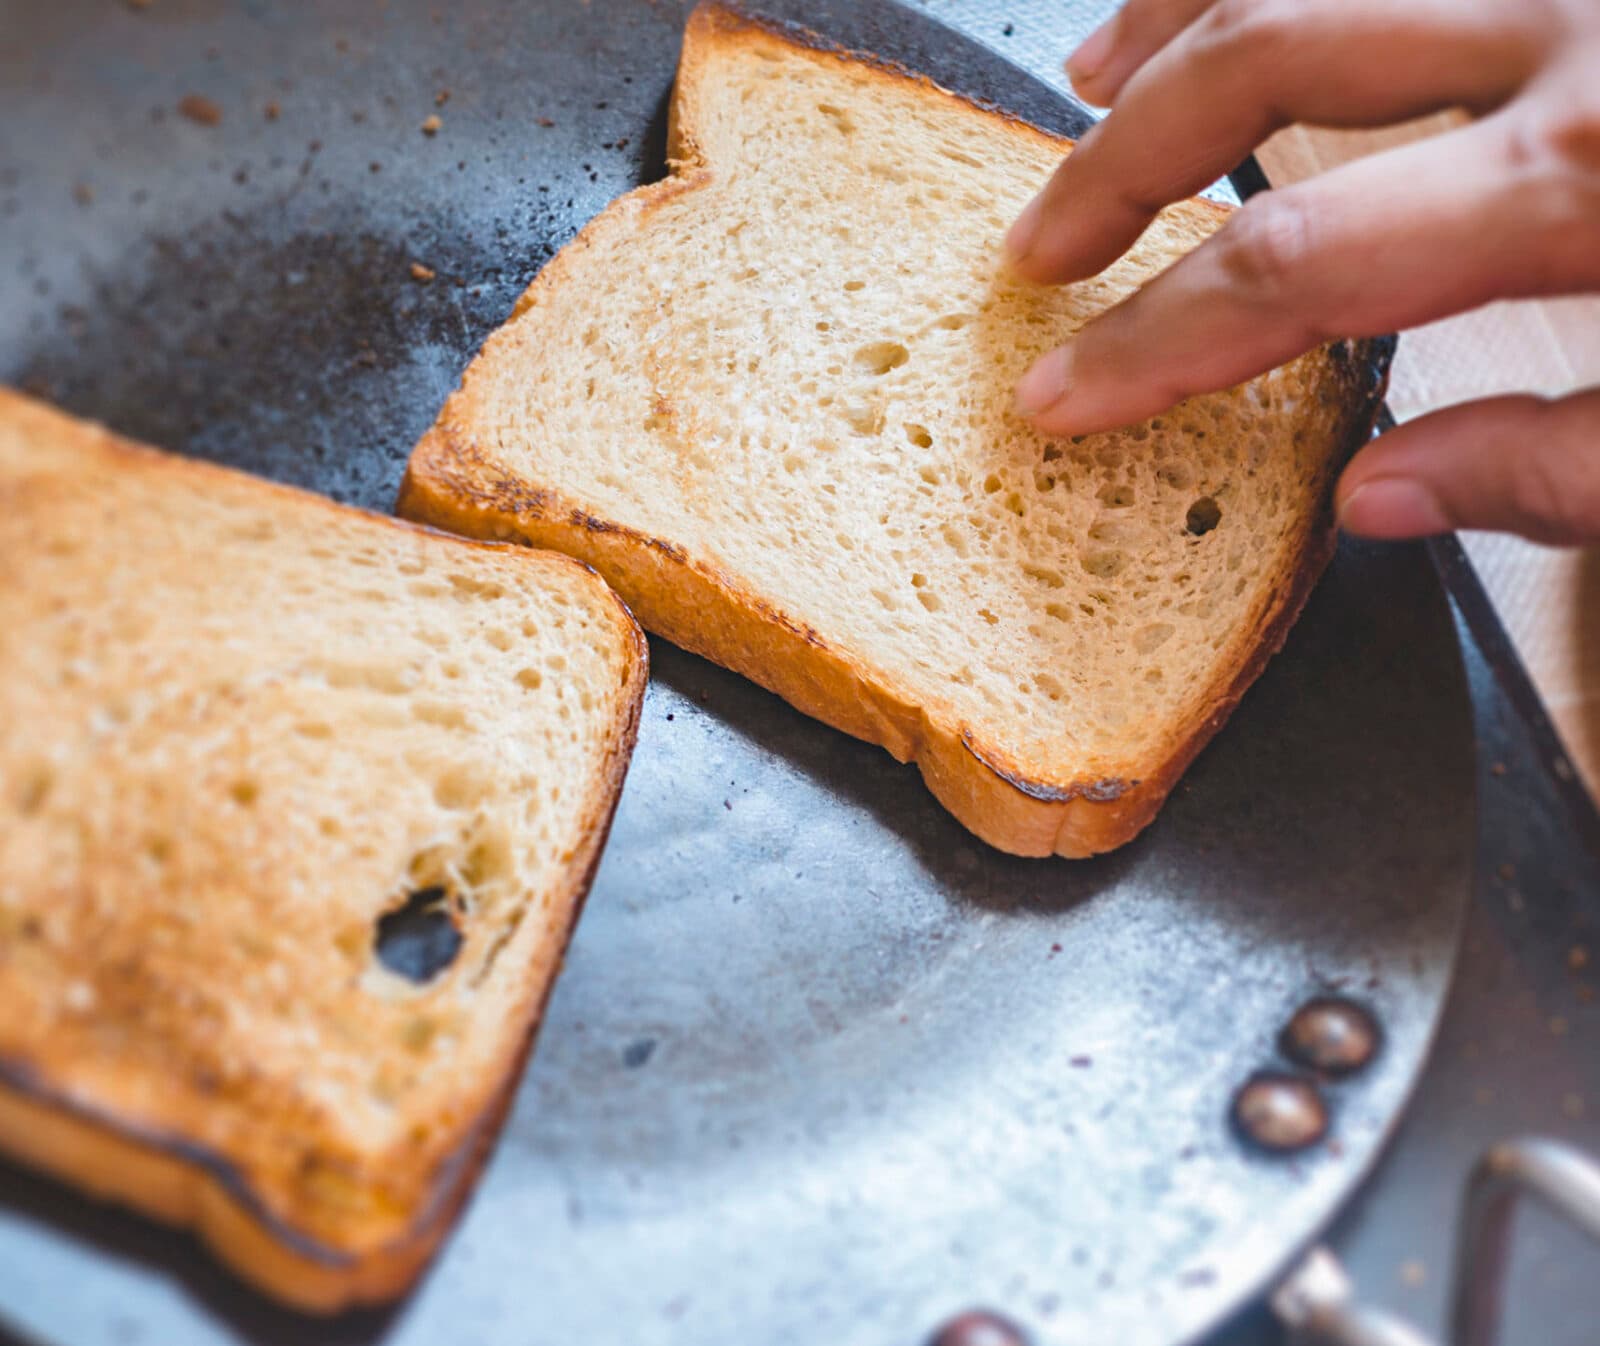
(926, 1308), (1032, 1346)
(1230, 1071), (1329, 1153)
(1279, 996), (1381, 1077)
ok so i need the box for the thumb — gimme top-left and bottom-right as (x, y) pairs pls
(1336, 389), (1600, 547)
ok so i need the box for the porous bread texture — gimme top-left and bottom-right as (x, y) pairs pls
(401, 3), (1388, 857)
(0, 389), (646, 1310)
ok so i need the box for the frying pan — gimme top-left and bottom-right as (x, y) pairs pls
(0, 3), (1473, 1343)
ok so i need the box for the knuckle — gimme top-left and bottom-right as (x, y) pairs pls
(1503, 95), (1600, 282)
(1513, 85), (1600, 174)
(1217, 196), (1315, 299)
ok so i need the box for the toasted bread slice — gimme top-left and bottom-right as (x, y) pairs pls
(399, 3), (1389, 858)
(0, 389), (646, 1311)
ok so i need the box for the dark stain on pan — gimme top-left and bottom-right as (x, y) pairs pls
(13, 220), (553, 511)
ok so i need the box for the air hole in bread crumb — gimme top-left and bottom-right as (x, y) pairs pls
(815, 321), (831, 332)
(934, 314), (971, 330)
(917, 591), (942, 613)
(374, 887), (461, 985)
(1098, 483), (1136, 508)
(462, 824), (514, 894)
(983, 474), (1002, 494)
(855, 342), (909, 375)
(1135, 622), (1176, 654)
(229, 779), (260, 808)
(939, 144), (984, 168)
(843, 280), (865, 293)
(906, 424), (933, 449)
(449, 573), (507, 602)
(413, 702), (469, 730)
(516, 668), (544, 691)
(978, 608), (999, 625)
(1186, 497), (1222, 535)
(296, 722), (335, 740)
(434, 766), (488, 811)
(1022, 563), (1065, 588)
(817, 103), (856, 135)
(16, 766), (52, 815)
(842, 401), (883, 436)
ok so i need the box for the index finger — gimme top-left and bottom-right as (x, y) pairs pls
(1015, 113), (1600, 437)
(1007, 0), (1547, 287)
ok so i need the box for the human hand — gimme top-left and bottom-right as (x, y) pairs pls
(1005, 0), (1600, 545)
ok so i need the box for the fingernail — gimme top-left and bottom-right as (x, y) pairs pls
(1066, 20), (1115, 88)
(1015, 345), (1074, 417)
(1006, 193), (1045, 263)
(1338, 479), (1453, 538)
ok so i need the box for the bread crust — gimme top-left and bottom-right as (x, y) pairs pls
(0, 389), (649, 1311)
(399, 3), (1392, 858)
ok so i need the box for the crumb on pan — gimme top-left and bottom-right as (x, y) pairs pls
(178, 94), (223, 127)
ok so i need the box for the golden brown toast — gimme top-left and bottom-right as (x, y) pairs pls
(399, 4), (1388, 858)
(0, 388), (647, 1310)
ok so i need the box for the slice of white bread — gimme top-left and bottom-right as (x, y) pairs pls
(0, 389), (646, 1311)
(399, 2), (1390, 858)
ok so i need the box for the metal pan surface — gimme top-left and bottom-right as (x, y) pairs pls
(0, 3), (1472, 1344)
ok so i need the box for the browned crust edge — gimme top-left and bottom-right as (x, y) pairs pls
(0, 388), (651, 1312)
(673, 1), (1086, 163)
(398, 3), (1392, 858)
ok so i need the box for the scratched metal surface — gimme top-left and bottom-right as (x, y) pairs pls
(0, 3), (1471, 1345)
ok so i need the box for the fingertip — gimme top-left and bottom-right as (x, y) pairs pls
(1065, 66), (1112, 108)
(1004, 194), (1045, 267)
(1336, 478), (1453, 540)
(1065, 20), (1116, 95)
(1014, 345), (1075, 419)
